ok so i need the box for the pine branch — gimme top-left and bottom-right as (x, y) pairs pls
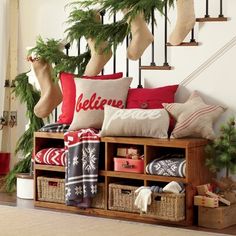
(70, 0), (175, 22)
(5, 72), (45, 192)
(205, 117), (236, 178)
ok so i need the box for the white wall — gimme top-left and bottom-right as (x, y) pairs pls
(0, 0), (9, 146)
(16, 0), (236, 178)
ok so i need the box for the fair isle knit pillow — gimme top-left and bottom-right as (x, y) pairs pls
(69, 77), (132, 130)
(163, 91), (225, 140)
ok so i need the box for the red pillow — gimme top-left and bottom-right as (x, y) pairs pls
(58, 72), (123, 124)
(35, 148), (66, 166)
(126, 84), (179, 131)
(126, 85), (178, 109)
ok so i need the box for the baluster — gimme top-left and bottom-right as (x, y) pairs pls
(100, 10), (106, 75)
(113, 13), (116, 73)
(190, 28), (196, 43)
(163, 1), (169, 67)
(150, 8), (156, 66)
(138, 58), (143, 88)
(219, 0), (224, 18)
(65, 43), (70, 56)
(205, 0), (210, 18)
(126, 35), (129, 77)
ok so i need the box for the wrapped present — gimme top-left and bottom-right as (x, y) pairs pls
(117, 147), (141, 159)
(206, 191), (231, 206)
(194, 195), (219, 208)
(196, 183), (213, 196)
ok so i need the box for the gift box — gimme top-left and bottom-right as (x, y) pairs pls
(196, 183), (213, 196)
(117, 147), (140, 158)
(114, 157), (144, 173)
(194, 195), (219, 208)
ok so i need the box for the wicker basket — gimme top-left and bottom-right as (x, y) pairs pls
(37, 176), (65, 203)
(108, 183), (139, 213)
(145, 192), (185, 221)
(91, 183), (105, 209)
(37, 176), (105, 208)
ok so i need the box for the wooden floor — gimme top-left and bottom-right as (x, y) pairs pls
(0, 191), (235, 235)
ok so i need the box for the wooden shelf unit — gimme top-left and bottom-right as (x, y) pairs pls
(34, 132), (212, 226)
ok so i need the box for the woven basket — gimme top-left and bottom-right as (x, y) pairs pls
(91, 183), (105, 209)
(145, 192), (185, 221)
(108, 183), (139, 213)
(37, 176), (65, 203)
(37, 176), (105, 208)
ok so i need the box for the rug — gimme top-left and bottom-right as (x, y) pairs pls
(0, 205), (227, 236)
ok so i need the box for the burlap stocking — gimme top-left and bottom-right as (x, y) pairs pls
(169, 0), (196, 45)
(125, 11), (154, 60)
(32, 59), (62, 118)
(84, 38), (112, 76)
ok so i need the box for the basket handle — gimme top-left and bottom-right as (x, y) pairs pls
(121, 189), (132, 195)
(48, 181), (58, 187)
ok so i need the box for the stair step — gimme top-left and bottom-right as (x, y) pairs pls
(167, 42), (199, 46)
(196, 17), (228, 22)
(140, 65), (172, 70)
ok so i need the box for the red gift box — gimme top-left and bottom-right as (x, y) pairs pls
(0, 152), (10, 174)
(114, 157), (144, 173)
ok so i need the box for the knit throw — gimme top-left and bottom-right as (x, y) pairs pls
(146, 154), (186, 177)
(64, 128), (100, 204)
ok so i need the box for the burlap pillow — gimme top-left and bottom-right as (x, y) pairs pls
(69, 77), (132, 130)
(100, 105), (169, 138)
(163, 91), (225, 140)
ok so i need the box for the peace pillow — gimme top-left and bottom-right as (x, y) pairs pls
(100, 105), (169, 138)
(57, 72), (123, 124)
(69, 77), (133, 130)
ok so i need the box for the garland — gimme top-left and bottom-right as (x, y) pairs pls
(5, 72), (44, 192)
(66, 9), (128, 52)
(29, 36), (91, 77)
(70, 0), (175, 22)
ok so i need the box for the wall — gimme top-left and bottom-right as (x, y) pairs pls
(13, 0), (236, 178)
(0, 0), (9, 146)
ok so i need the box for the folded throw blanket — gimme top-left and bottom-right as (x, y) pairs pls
(146, 154), (186, 177)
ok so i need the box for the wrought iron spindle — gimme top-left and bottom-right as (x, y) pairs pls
(205, 0), (210, 18)
(219, 0), (224, 17)
(113, 13), (117, 73)
(138, 58), (143, 88)
(100, 10), (106, 75)
(65, 43), (70, 56)
(126, 35), (129, 77)
(190, 28), (196, 43)
(150, 8), (156, 66)
(163, 2), (169, 67)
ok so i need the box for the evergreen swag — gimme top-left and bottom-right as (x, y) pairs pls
(5, 72), (44, 192)
(205, 117), (236, 178)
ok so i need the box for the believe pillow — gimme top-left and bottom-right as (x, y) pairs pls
(58, 72), (123, 124)
(69, 77), (133, 130)
(100, 105), (169, 138)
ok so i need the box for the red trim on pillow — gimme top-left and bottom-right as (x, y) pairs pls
(57, 72), (123, 124)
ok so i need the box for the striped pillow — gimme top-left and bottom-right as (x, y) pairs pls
(163, 91), (225, 140)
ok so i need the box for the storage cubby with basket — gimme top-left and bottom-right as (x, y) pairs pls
(34, 132), (212, 226)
